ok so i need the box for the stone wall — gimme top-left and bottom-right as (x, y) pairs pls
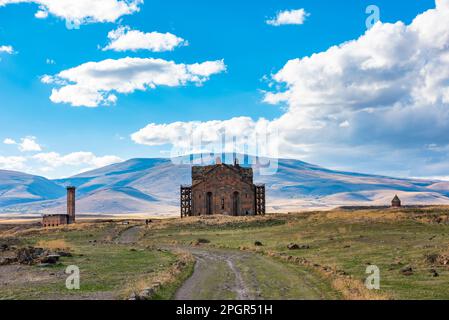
(42, 214), (68, 227)
(191, 164), (256, 216)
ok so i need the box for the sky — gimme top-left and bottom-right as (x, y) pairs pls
(1, 0), (448, 180)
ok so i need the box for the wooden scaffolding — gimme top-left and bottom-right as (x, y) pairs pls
(180, 185), (192, 218)
(255, 184), (266, 215)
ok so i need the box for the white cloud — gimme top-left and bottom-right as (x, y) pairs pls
(34, 9), (48, 18)
(0, 0), (143, 25)
(3, 138), (16, 145)
(33, 151), (122, 168)
(3, 136), (42, 152)
(103, 26), (187, 52)
(2, 137), (122, 177)
(131, 117), (267, 147)
(42, 57), (226, 107)
(0, 45), (14, 54)
(132, 1), (449, 178)
(0, 156), (27, 171)
(18, 136), (42, 152)
(266, 9), (309, 26)
(131, 117), (279, 160)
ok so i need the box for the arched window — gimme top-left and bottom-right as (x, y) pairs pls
(232, 192), (240, 216)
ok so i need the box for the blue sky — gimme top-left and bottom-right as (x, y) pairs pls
(1, 0), (447, 179)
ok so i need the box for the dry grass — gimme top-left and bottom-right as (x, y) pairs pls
(151, 214), (283, 228)
(323, 209), (407, 222)
(35, 239), (71, 251)
(330, 277), (389, 300)
(120, 250), (194, 299)
(262, 249), (390, 300)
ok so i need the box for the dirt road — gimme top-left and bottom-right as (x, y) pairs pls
(116, 226), (142, 244)
(175, 247), (338, 300)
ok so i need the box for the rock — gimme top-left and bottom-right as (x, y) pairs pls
(192, 238), (210, 246)
(430, 269), (439, 277)
(288, 243), (310, 250)
(40, 255), (60, 264)
(254, 241), (263, 246)
(0, 244), (9, 252)
(0, 257), (17, 266)
(337, 270), (348, 276)
(57, 251), (72, 257)
(425, 253), (439, 264)
(424, 253), (449, 266)
(140, 287), (155, 298)
(16, 247), (46, 265)
(400, 266), (414, 276)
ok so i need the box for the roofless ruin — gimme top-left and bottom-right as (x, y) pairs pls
(180, 158), (266, 217)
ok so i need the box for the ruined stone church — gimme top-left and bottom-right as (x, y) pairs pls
(180, 158), (265, 217)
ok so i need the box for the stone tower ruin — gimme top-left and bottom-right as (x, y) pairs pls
(42, 186), (76, 227)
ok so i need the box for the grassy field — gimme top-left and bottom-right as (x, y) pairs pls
(0, 222), (193, 300)
(1, 207), (449, 300)
(140, 207), (449, 300)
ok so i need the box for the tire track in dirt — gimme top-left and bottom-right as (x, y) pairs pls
(174, 247), (336, 300)
(174, 247), (253, 300)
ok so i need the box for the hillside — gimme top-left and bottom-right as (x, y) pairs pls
(1, 155), (449, 216)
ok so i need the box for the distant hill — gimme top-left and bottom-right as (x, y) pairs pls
(1, 155), (449, 216)
(0, 170), (66, 207)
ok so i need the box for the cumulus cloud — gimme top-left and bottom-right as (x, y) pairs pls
(0, 156), (27, 171)
(131, 117), (280, 163)
(103, 26), (187, 52)
(263, 0), (449, 146)
(0, 0), (142, 25)
(132, 1), (449, 178)
(131, 116), (272, 145)
(266, 9), (309, 26)
(3, 136), (42, 152)
(17, 136), (42, 152)
(33, 151), (122, 168)
(3, 138), (16, 145)
(42, 57), (226, 107)
(2, 137), (122, 177)
(0, 45), (14, 54)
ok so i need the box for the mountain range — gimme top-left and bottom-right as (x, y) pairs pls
(1, 154), (449, 217)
